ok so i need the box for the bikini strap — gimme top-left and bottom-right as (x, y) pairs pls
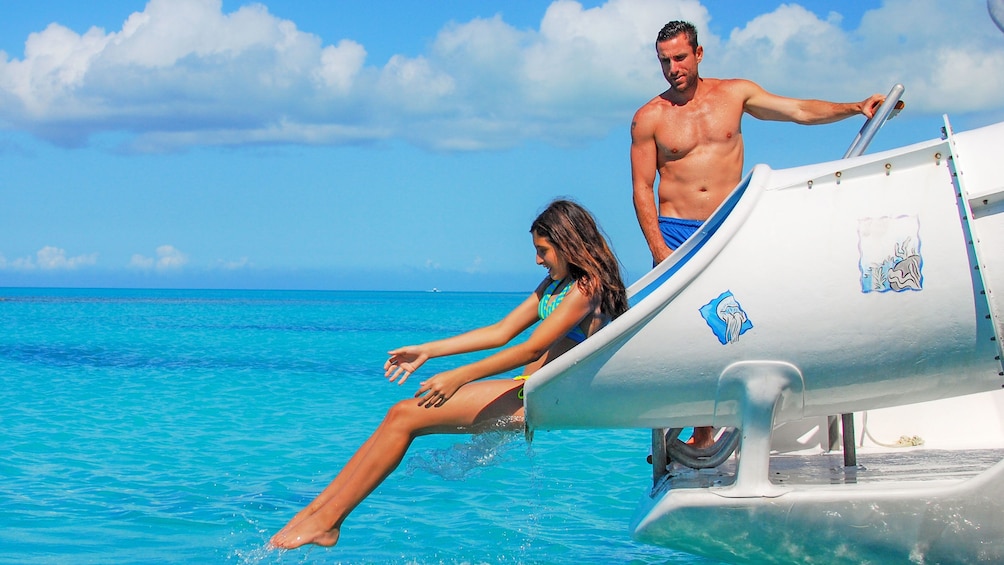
(538, 278), (571, 320)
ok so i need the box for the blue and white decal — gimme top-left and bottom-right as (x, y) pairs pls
(700, 290), (753, 345)
(858, 215), (923, 293)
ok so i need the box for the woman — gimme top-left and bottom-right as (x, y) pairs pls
(270, 199), (628, 549)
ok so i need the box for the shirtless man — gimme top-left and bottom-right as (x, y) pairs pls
(631, 20), (885, 265)
(631, 20), (883, 447)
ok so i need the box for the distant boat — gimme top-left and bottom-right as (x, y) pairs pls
(429, 288), (441, 293)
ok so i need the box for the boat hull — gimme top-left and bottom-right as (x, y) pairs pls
(634, 455), (1004, 564)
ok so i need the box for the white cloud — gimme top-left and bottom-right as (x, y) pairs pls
(129, 244), (189, 271)
(0, 0), (1002, 151)
(712, 0), (1004, 111)
(314, 39), (367, 92)
(36, 246), (98, 269)
(128, 254), (154, 270)
(0, 246), (98, 270)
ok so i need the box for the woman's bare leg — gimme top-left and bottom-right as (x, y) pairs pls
(272, 431), (381, 537)
(270, 379), (524, 549)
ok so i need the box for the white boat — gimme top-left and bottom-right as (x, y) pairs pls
(523, 86), (1004, 563)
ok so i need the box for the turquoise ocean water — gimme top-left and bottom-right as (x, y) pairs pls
(0, 288), (720, 564)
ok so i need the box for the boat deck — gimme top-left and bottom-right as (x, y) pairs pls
(657, 448), (1004, 492)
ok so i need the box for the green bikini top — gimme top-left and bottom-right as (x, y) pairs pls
(538, 279), (587, 344)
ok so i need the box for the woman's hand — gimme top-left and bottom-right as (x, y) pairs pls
(385, 346), (429, 385)
(414, 370), (468, 408)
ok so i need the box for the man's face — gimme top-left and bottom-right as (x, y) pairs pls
(656, 34), (703, 92)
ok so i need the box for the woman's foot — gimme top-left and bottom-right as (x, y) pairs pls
(273, 500), (323, 540)
(269, 515), (341, 549)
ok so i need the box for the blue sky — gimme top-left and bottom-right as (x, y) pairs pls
(2, 0), (1003, 291)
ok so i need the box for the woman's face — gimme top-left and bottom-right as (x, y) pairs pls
(533, 231), (569, 280)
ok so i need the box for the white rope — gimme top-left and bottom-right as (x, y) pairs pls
(860, 411), (924, 448)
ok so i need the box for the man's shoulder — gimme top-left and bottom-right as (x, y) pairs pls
(632, 94), (670, 124)
(702, 77), (760, 96)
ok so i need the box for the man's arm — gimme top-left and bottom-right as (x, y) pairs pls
(630, 106), (673, 265)
(740, 80), (884, 125)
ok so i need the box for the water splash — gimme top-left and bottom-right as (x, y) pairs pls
(405, 431), (522, 481)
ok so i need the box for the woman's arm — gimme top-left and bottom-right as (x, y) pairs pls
(385, 284), (545, 384)
(414, 281), (597, 407)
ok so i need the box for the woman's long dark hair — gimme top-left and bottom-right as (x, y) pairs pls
(530, 199), (628, 319)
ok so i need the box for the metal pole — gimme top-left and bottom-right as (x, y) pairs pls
(652, 428), (669, 483)
(843, 84), (906, 158)
(841, 413), (857, 467)
(827, 415), (840, 451)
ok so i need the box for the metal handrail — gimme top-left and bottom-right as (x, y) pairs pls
(843, 83), (906, 158)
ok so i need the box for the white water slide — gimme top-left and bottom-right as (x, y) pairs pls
(523, 87), (1004, 563)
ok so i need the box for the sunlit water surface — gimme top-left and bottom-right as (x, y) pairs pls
(0, 288), (722, 564)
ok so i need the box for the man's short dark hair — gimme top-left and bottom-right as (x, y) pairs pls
(657, 21), (698, 51)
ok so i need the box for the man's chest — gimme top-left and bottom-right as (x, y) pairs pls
(653, 99), (743, 159)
